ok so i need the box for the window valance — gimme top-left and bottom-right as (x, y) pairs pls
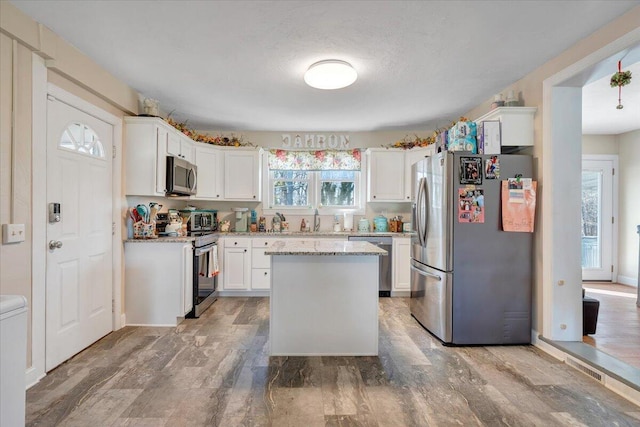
(268, 149), (361, 171)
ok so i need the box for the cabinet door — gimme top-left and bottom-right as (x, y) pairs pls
(393, 238), (411, 291)
(252, 268), (270, 290)
(368, 150), (405, 201)
(182, 243), (194, 315)
(404, 147), (434, 201)
(224, 151), (261, 201)
(124, 119), (166, 196)
(167, 131), (182, 158)
(193, 146), (222, 199)
(180, 136), (195, 163)
(224, 247), (250, 290)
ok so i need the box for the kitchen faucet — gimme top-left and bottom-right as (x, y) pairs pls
(313, 209), (320, 231)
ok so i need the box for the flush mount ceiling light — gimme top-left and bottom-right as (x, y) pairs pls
(304, 60), (358, 90)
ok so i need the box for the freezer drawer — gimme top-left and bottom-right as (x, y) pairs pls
(409, 260), (452, 343)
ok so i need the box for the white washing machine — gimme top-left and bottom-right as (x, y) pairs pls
(1, 295), (27, 427)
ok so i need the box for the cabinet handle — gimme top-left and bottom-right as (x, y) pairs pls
(244, 249), (247, 253)
(373, 195), (376, 199)
(234, 242), (238, 245)
(264, 242), (268, 246)
(264, 271), (268, 276)
(253, 195), (256, 199)
(217, 195), (220, 198)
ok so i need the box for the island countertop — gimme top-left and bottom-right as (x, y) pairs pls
(265, 240), (388, 256)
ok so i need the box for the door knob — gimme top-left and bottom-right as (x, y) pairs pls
(49, 240), (63, 250)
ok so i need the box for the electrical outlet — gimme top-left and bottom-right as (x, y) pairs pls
(2, 224), (26, 244)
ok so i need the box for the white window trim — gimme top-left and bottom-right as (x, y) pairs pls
(261, 154), (366, 216)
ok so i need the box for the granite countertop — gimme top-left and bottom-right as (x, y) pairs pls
(124, 231), (412, 243)
(265, 240), (388, 256)
(124, 236), (196, 243)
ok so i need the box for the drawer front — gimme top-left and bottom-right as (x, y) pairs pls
(252, 238), (274, 248)
(252, 248), (271, 269)
(226, 237), (250, 248)
(252, 268), (270, 289)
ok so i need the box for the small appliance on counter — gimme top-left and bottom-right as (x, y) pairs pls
(155, 213), (170, 234)
(180, 209), (217, 235)
(233, 208), (249, 232)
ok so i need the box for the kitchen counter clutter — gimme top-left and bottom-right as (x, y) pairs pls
(268, 240), (386, 356)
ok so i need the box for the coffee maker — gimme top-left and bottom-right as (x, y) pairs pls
(233, 208), (249, 232)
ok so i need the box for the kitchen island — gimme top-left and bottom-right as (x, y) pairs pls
(265, 240), (387, 356)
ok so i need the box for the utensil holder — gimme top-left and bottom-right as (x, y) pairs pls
(133, 221), (156, 239)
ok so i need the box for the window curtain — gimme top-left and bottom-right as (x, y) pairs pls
(268, 149), (361, 171)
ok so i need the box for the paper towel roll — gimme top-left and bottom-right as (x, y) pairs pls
(343, 213), (354, 231)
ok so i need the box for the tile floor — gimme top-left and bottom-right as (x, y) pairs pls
(26, 297), (640, 426)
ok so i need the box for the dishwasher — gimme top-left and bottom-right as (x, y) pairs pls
(348, 236), (392, 297)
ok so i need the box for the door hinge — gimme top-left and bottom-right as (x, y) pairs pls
(112, 222), (116, 235)
(612, 217), (614, 224)
(112, 299), (115, 313)
(611, 265), (614, 273)
(112, 145), (116, 159)
(612, 168), (615, 176)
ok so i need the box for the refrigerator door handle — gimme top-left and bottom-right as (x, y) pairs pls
(421, 176), (428, 245)
(415, 177), (425, 247)
(410, 262), (442, 281)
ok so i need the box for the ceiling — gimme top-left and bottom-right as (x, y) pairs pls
(10, 0), (640, 134)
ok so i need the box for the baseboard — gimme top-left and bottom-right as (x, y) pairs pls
(25, 365), (45, 390)
(391, 290), (410, 297)
(217, 290), (270, 297)
(617, 275), (638, 287)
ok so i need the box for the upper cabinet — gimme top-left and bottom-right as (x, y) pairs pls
(124, 117), (263, 201)
(367, 146), (434, 202)
(223, 148), (262, 201)
(124, 117), (171, 196)
(367, 149), (405, 201)
(474, 107), (537, 147)
(166, 132), (195, 163)
(192, 144), (223, 200)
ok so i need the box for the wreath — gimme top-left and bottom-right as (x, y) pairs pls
(610, 70), (632, 88)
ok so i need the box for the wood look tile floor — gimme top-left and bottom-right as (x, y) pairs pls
(26, 297), (640, 426)
(583, 283), (640, 370)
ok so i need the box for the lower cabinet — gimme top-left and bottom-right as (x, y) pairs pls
(223, 238), (251, 290)
(251, 238), (272, 290)
(124, 241), (193, 326)
(392, 237), (411, 292)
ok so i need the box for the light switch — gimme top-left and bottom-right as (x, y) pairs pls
(2, 224), (26, 244)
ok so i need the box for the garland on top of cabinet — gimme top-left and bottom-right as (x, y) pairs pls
(382, 116), (469, 149)
(165, 117), (255, 147)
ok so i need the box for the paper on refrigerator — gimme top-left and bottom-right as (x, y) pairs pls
(501, 179), (537, 232)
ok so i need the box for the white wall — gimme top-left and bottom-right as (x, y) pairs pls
(582, 134), (619, 155)
(616, 129), (640, 286)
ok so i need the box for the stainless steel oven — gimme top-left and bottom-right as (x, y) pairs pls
(186, 233), (218, 318)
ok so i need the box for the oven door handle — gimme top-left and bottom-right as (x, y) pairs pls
(195, 244), (216, 257)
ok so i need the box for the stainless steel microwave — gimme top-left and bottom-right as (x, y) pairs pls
(166, 156), (197, 196)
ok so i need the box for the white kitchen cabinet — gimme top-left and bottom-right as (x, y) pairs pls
(193, 144), (223, 200)
(124, 241), (193, 326)
(404, 147), (434, 201)
(251, 238), (273, 290)
(124, 117), (170, 196)
(223, 238), (251, 290)
(223, 148), (262, 201)
(367, 149), (406, 201)
(392, 237), (411, 293)
(166, 131), (195, 163)
(474, 107), (537, 147)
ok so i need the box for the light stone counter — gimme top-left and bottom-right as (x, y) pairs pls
(265, 240), (388, 256)
(269, 240), (382, 356)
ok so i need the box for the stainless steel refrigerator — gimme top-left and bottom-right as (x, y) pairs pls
(410, 151), (532, 345)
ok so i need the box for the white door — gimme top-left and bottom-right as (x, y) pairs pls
(581, 158), (614, 281)
(46, 96), (113, 370)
